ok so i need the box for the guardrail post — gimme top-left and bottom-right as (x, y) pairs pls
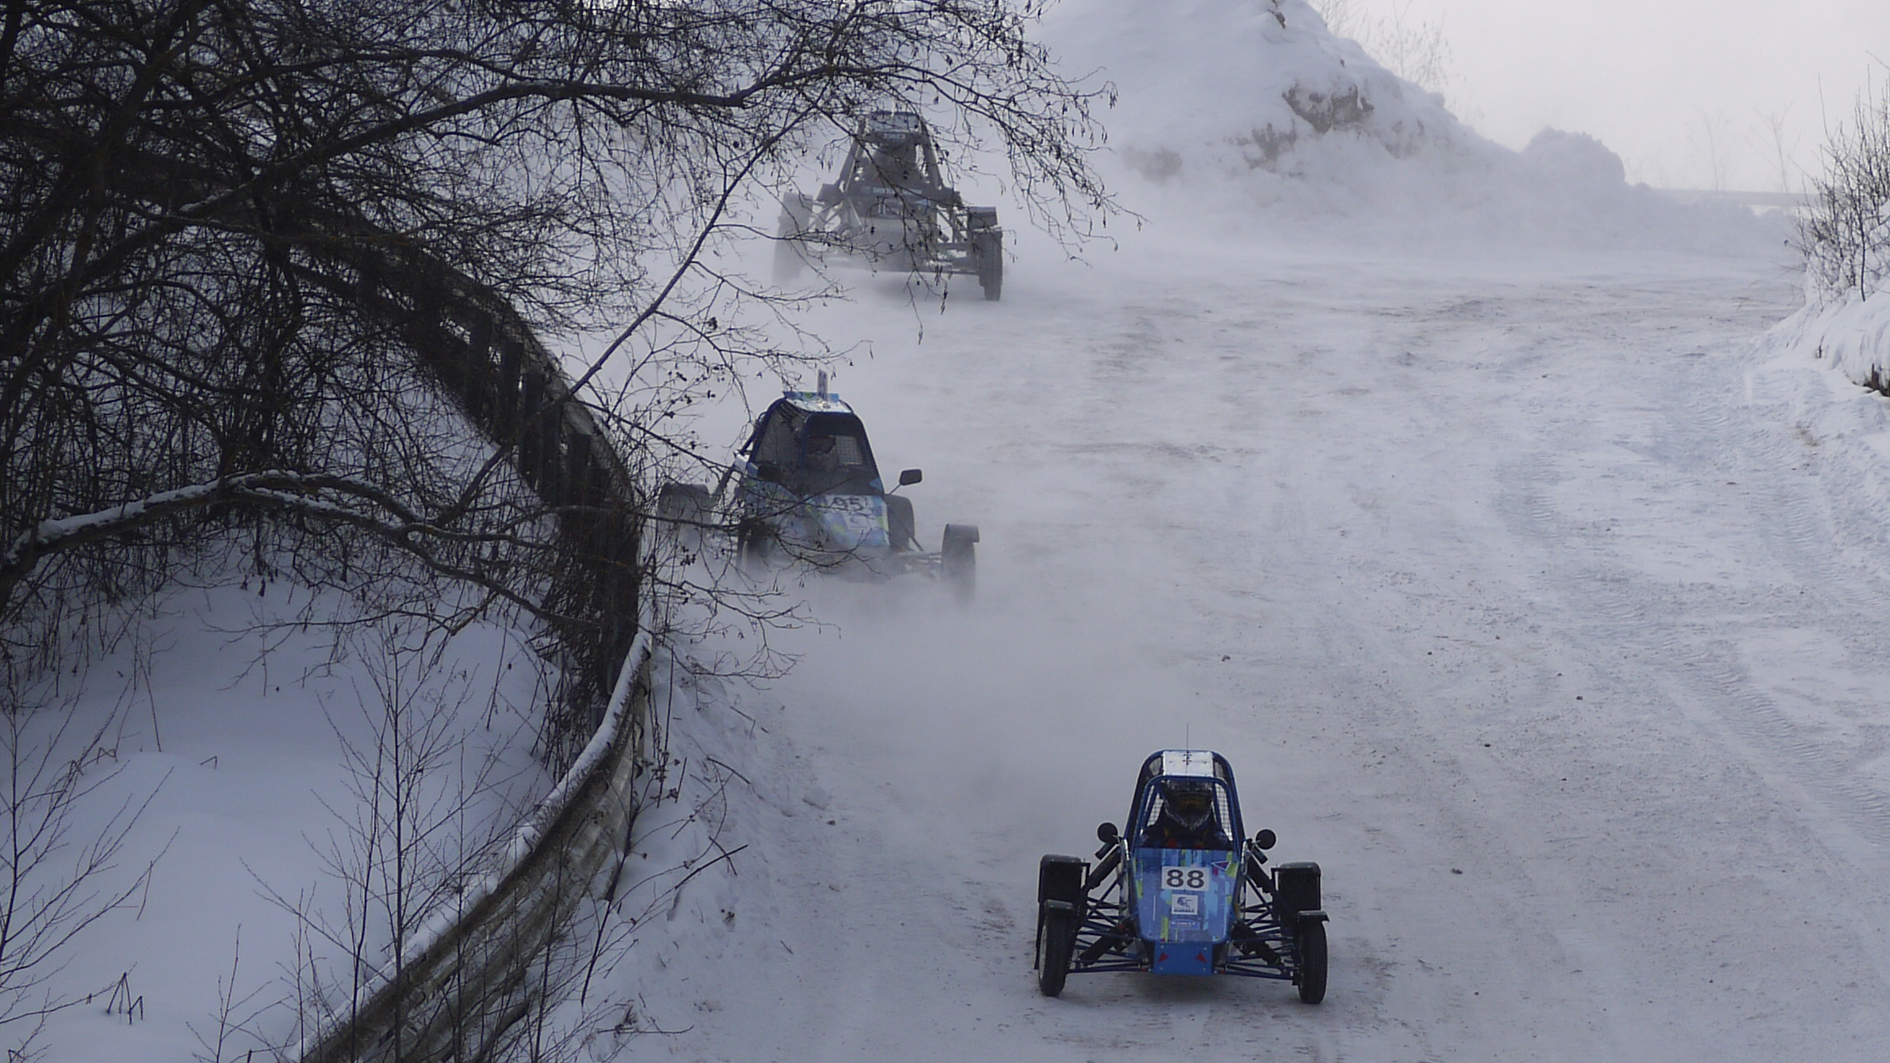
(463, 314), (494, 423)
(354, 259), (381, 309)
(568, 431), (592, 505)
(496, 338), (522, 440)
(519, 369), (545, 494)
(538, 408), (566, 506)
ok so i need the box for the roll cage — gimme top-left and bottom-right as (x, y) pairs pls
(737, 394), (885, 498)
(1128, 750), (1244, 850)
(837, 109), (958, 206)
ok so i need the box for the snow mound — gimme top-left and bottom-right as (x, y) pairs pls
(1047, 0), (1465, 178)
(1041, 0), (1783, 253)
(1773, 287), (1890, 392)
(1522, 128), (1627, 189)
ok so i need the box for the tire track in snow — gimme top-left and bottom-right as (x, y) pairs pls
(1484, 309), (1890, 1054)
(635, 247), (1890, 1061)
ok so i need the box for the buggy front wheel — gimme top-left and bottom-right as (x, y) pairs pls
(1037, 904), (1075, 997)
(1295, 919), (1327, 1004)
(737, 520), (773, 571)
(941, 523), (978, 602)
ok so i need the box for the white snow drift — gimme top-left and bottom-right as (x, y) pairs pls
(1039, 0), (1781, 252)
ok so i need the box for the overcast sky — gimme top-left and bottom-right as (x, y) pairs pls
(1332, 0), (1890, 191)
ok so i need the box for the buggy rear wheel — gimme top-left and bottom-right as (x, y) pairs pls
(1037, 903), (1075, 997)
(1295, 919), (1327, 1004)
(970, 226), (1002, 301)
(655, 483), (712, 550)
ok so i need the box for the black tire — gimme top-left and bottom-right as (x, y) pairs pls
(941, 523), (978, 602)
(737, 519), (773, 570)
(1038, 904), (1075, 997)
(773, 194), (813, 284)
(656, 483), (712, 548)
(971, 227), (1002, 301)
(884, 493), (917, 552)
(1296, 919), (1327, 1004)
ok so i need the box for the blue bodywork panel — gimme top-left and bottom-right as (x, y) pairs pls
(1132, 848), (1240, 975)
(1131, 848), (1240, 944)
(739, 476), (890, 553)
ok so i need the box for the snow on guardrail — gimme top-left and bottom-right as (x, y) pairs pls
(296, 627), (653, 1063)
(287, 228), (654, 1063)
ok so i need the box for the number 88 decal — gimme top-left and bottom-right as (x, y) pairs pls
(1162, 866), (1208, 891)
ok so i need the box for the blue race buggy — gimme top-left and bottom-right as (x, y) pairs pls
(1035, 750), (1328, 1002)
(656, 377), (979, 598)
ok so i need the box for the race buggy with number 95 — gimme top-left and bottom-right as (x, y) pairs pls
(654, 375), (980, 599)
(1034, 749), (1330, 1002)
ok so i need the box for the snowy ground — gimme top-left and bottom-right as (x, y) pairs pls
(602, 225), (1890, 1062)
(17, 583), (557, 1061)
(19, 2), (1890, 1056)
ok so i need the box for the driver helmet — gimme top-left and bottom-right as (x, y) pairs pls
(1161, 779), (1216, 833)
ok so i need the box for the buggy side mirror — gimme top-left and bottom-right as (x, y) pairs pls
(898, 468), (923, 486)
(1097, 822), (1120, 845)
(1253, 829), (1276, 850)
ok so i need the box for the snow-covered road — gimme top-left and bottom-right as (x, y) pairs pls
(38, 220), (1870, 1063)
(620, 234), (1890, 1062)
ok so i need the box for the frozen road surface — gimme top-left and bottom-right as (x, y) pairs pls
(620, 234), (1890, 1062)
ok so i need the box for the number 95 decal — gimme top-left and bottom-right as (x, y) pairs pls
(1161, 866), (1209, 891)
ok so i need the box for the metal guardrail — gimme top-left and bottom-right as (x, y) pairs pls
(297, 632), (653, 1063)
(284, 234), (654, 1060)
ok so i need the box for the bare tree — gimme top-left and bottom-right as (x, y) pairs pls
(1, 4), (1110, 1050)
(1801, 77), (1890, 302)
(1752, 105), (1802, 195)
(0, 696), (169, 1047)
(0, 0), (1112, 693)
(1687, 108), (1735, 192)
(1311, 0), (1454, 96)
(311, 624), (518, 1061)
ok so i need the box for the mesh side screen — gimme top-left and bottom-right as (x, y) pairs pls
(753, 406), (804, 469)
(1137, 794), (1167, 845)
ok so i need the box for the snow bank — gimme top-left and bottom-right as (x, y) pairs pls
(1773, 285), (1890, 392)
(1047, 0), (1465, 176)
(1039, 0), (1782, 253)
(21, 581), (556, 1062)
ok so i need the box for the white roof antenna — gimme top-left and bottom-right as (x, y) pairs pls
(817, 370), (829, 398)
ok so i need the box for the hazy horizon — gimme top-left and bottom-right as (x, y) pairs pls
(1304, 0), (1888, 192)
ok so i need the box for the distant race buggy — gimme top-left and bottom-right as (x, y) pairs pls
(773, 109), (1004, 301)
(1035, 750), (1329, 1002)
(657, 378), (979, 598)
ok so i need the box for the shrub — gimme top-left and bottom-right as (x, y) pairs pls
(1800, 80), (1890, 300)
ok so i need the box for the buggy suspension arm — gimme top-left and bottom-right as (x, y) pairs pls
(1087, 845), (1123, 890)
